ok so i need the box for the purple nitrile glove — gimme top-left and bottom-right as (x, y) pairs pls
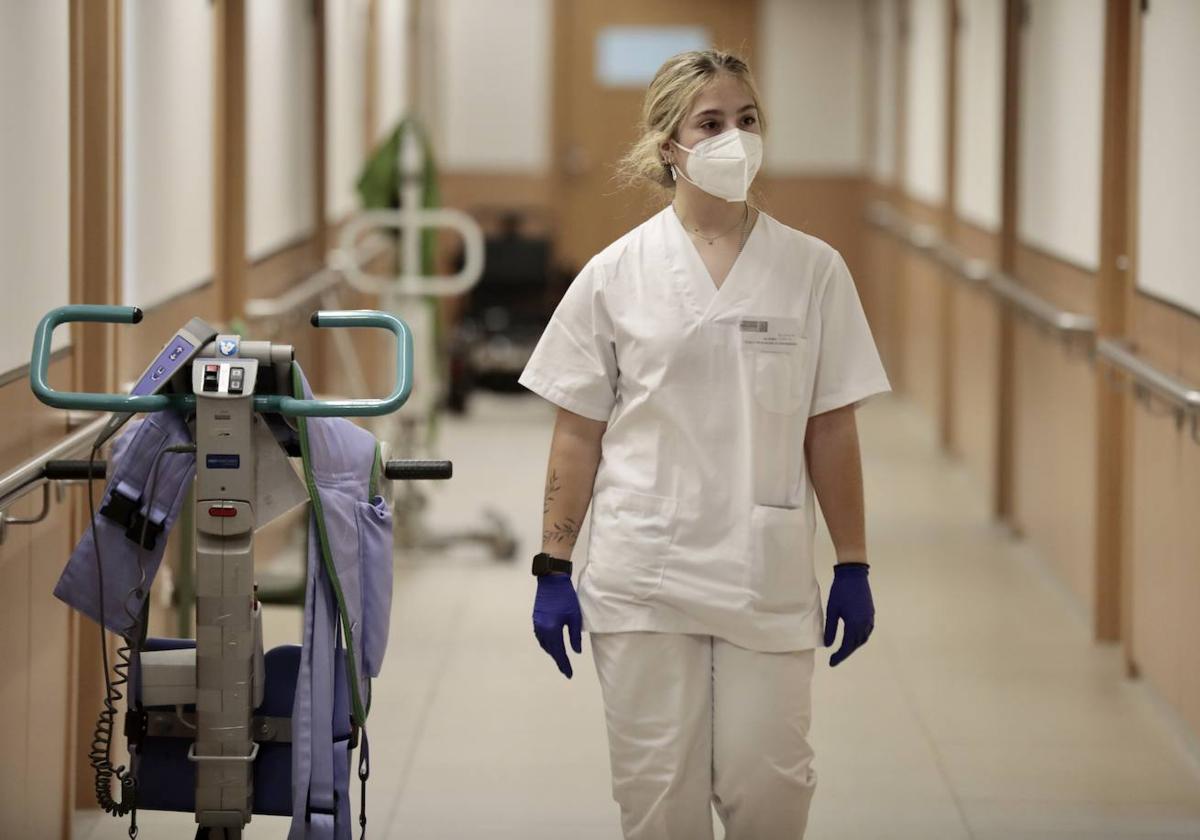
(823, 562), (875, 667)
(533, 574), (583, 679)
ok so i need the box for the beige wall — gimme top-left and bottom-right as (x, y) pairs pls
(0, 1), (71, 375)
(864, 0), (1200, 755)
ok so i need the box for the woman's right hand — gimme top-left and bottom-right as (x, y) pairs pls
(533, 574), (583, 679)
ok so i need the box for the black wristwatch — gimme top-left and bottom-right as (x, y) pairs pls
(531, 552), (573, 577)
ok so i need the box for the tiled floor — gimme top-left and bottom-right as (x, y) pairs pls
(80, 392), (1200, 839)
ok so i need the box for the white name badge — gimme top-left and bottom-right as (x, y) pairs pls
(739, 317), (801, 353)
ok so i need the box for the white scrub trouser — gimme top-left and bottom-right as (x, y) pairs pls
(591, 632), (817, 840)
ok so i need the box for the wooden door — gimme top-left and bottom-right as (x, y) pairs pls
(553, 0), (759, 271)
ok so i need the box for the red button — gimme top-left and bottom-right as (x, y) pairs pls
(208, 506), (236, 517)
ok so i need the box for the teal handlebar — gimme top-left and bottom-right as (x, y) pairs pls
(29, 305), (412, 418)
(30, 305), (175, 413)
(276, 310), (413, 417)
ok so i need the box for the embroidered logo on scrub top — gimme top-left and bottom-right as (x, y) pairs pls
(739, 317), (801, 353)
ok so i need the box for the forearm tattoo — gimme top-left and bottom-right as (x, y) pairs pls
(543, 469), (561, 515)
(543, 517), (579, 546)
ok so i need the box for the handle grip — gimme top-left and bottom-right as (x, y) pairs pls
(30, 306), (412, 419)
(270, 310), (412, 417)
(30, 306), (176, 413)
(44, 460), (107, 481)
(383, 459), (453, 480)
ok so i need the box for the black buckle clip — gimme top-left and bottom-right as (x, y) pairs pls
(124, 708), (148, 748)
(101, 488), (163, 550)
(100, 489), (140, 530)
(125, 510), (163, 551)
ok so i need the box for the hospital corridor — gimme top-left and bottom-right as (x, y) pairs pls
(3, 1), (1200, 839)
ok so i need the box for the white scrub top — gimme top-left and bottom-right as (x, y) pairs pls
(519, 207), (891, 652)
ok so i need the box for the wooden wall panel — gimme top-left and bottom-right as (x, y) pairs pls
(0, 382), (36, 477)
(902, 250), (943, 422)
(1177, 412), (1200, 736)
(245, 232), (324, 304)
(243, 236), (327, 390)
(864, 225), (903, 383)
(757, 175), (867, 276)
(1131, 293), (1183, 375)
(27, 505), (75, 838)
(27, 359), (76, 839)
(1009, 244), (1098, 613)
(1126, 290), (1200, 735)
(433, 172), (872, 294)
(438, 173), (555, 223)
(863, 185), (905, 388)
(1128, 401), (1182, 700)
(0, 520), (32, 835)
(947, 219), (1001, 487)
(896, 196), (945, 424)
(1013, 242), (1098, 318)
(0, 356), (75, 837)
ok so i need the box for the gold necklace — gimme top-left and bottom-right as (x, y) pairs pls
(735, 207), (754, 257)
(678, 204), (749, 246)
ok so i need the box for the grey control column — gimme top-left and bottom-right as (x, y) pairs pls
(189, 338), (262, 833)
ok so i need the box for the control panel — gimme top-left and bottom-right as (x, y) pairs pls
(191, 358), (259, 398)
(131, 318), (218, 396)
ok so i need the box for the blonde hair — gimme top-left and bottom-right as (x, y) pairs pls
(617, 49), (766, 193)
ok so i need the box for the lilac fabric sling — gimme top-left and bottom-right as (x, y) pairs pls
(289, 366), (394, 840)
(54, 411), (196, 636)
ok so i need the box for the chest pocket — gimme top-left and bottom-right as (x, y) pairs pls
(753, 340), (808, 415)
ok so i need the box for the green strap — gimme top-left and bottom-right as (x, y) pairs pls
(369, 444), (382, 500)
(292, 364), (369, 725)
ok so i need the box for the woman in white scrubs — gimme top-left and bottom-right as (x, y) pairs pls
(520, 49), (891, 839)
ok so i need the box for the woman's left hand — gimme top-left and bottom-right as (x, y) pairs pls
(533, 574), (584, 679)
(823, 562), (875, 667)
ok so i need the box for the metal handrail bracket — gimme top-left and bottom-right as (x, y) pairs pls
(1096, 338), (1200, 442)
(863, 203), (1096, 354)
(864, 206), (1200, 442)
(0, 414), (110, 544)
(987, 271), (1097, 338)
(0, 414), (109, 513)
(907, 222), (939, 251)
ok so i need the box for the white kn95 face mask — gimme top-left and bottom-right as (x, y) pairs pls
(671, 128), (763, 202)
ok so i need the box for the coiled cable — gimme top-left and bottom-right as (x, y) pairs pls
(86, 437), (194, 838)
(86, 442), (138, 825)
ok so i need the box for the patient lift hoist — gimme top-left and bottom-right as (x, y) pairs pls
(31, 305), (448, 839)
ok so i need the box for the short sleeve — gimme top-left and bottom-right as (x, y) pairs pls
(808, 251), (892, 417)
(518, 259), (618, 422)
